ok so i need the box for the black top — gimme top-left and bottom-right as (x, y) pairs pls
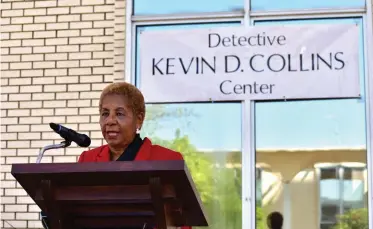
(116, 134), (143, 161)
(41, 135), (152, 229)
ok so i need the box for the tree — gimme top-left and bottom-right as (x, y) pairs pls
(152, 130), (246, 229)
(256, 206), (266, 229)
(144, 105), (266, 229)
(332, 208), (368, 229)
(151, 129), (215, 205)
(141, 104), (197, 137)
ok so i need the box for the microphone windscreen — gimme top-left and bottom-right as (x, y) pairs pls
(49, 123), (59, 131)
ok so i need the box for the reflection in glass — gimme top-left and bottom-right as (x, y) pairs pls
(254, 18), (368, 229)
(133, 0), (243, 15)
(320, 168), (339, 227)
(251, 0), (365, 12)
(139, 103), (242, 229)
(136, 21), (243, 229)
(319, 166), (366, 229)
(256, 168), (263, 206)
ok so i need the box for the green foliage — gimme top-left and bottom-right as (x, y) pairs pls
(144, 105), (368, 229)
(144, 105), (266, 229)
(256, 206), (266, 229)
(152, 130), (214, 204)
(151, 130), (267, 229)
(332, 208), (368, 229)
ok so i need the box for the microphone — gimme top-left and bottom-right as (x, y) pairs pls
(49, 123), (91, 147)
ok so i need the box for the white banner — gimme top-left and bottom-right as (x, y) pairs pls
(139, 24), (360, 103)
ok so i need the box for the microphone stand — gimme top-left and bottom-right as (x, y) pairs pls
(36, 139), (72, 229)
(36, 140), (71, 164)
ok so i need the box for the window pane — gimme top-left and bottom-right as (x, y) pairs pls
(136, 23), (242, 229)
(321, 205), (338, 223)
(254, 17), (365, 149)
(320, 168), (339, 225)
(321, 222), (335, 229)
(254, 17), (368, 229)
(133, 0), (244, 15)
(256, 168), (262, 205)
(343, 168), (364, 206)
(320, 168), (340, 202)
(321, 168), (338, 180)
(251, 0), (365, 12)
(140, 103), (242, 229)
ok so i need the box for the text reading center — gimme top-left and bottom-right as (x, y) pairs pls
(219, 80), (275, 95)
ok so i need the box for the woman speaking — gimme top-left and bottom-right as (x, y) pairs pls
(41, 82), (192, 229)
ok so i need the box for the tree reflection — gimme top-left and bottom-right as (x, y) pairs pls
(332, 208), (368, 229)
(152, 130), (244, 229)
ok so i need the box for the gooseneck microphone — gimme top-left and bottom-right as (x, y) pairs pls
(36, 123), (92, 163)
(49, 123), (91, 147)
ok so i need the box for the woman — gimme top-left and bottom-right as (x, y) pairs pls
(42, 82), (192, 229)
(78, 81), (185, 162)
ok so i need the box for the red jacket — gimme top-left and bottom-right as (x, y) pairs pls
(78, 137), (184, 162)
(78, 137), (192, 229)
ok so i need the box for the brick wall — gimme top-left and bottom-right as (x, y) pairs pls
(1, 0), (126, 228)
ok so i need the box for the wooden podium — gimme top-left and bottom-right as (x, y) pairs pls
(11, 160), (208, 229)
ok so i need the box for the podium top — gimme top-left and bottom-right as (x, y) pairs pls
(11, 160), (208, 228)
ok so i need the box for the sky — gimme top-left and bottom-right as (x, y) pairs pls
(135, 17), (367, 151)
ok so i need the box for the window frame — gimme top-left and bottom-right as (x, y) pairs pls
(126, 0), (373, 228)
(316, 164), (367, 229)
(363, 4), (373, 229)
(250, 14), (371, 229)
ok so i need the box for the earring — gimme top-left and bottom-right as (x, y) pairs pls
(136, 128), (140, 134)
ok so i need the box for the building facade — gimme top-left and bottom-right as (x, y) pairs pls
(1, 0), (373, 229)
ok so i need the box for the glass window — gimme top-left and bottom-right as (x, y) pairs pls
(256, 168), (265, 229)
(320, 168), (340, 227)
(319, 166), (366, 229)
(254, 17), (365, 150)
(133, 0), (244, 16)
(251, 0), (365, 12)
(254, 17), (368, 229)
(256, 168), (263, 205)
(135, 22), (243, 229)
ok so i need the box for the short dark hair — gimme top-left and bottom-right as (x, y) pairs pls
(267, 211), (283, 229)
(99, 82), (146, 118)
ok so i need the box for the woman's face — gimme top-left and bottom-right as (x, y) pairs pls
(99, 94), (143, 149)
